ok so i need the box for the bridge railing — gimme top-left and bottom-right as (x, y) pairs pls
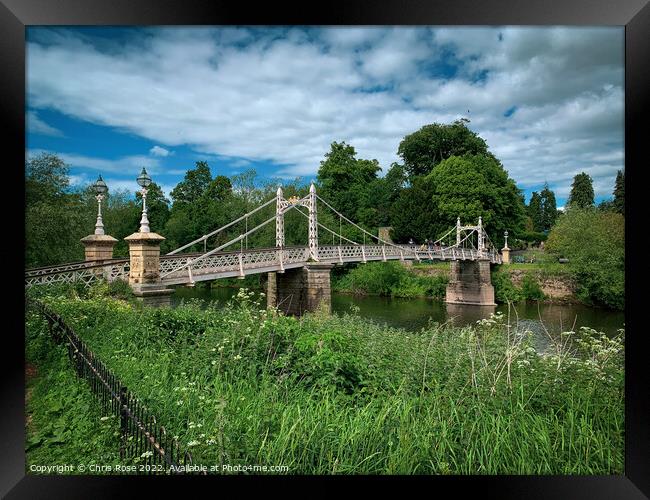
(26, 244), (502, 288)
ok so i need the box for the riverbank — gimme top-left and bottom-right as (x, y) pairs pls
(27, 283), (624, 474)
(331, 260), (582, 306)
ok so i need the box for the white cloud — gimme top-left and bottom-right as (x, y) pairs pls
(28, 149), (162, 176)
(149, 145), (172, 157)
(26, 110), (64, 137)
(27, 26), (624, 201)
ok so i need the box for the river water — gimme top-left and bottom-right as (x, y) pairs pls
(172, 286), (624, 350)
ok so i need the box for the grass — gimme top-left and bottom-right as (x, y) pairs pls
(26, 282), (624, 475)
(25, 308), (122, 474)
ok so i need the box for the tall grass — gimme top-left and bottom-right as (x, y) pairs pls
(29, 284), (624, 474)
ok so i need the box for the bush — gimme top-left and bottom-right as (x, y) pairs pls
(333, 262), (447, 299)
(521, 275), (545, 301)
(546, 208), (624, 310)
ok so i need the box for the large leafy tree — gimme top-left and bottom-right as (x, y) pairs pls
(546, 208), (624, 310)
(170, 161), (213, 209)
(26, 153), (87, 267)
(389, 176), (439, 243)
(397, 119), (491, 179)
(426, 154), (527, 247)
(317, 141), (381, 226)
(567, 172), (595, 209)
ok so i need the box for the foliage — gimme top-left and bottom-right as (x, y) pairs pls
(25, 309), (121, 472)
(527, 184), (558, 233)
(397, 119), (491, 179)
(333, 262), (448, 299)
(29, 292), (624, 474)
(389, 176), (439, 243)
(546, 208), (624, 310)
(426, 154), (527, 247)
(567, 172), (595, 209)
(613, 170), (624, 215)
(26, 153), (88, 266)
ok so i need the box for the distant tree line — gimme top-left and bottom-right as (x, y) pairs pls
(25, 121), (624, 272)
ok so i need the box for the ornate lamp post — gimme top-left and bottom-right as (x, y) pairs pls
(136, 167), (152, 233)
(92, 175), (108, 235)
(80, 174), (117, 262)
(504, 230), (509, 249)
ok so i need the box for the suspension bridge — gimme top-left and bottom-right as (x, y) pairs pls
(25, 183), (503, 310)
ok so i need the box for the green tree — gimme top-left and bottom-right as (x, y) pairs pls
(613, 170), (624, 215)
(397, 120), (491, 179)
(170, 161), (212, 209)
(539, 183), (557, 231)
(567, 172), (595, 209)
(528, 192), (543, 232)
(546, 208), (624, 310)
(25, 153), (87, 267)
(317, 141), (381, 226)
(426, 154), (527, 247)
(389, 176), (439, 243)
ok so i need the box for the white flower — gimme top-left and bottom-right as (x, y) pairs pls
(140, 451), (154, 458)
(187, 440), (200, 447)
(177, 400), (183, 406)
(234, 354), (242, 361)
(100, 416), (110, 421)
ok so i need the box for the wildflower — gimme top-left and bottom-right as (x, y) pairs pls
(100, 416), (110, 421)
(211, 360), (217, 366)
(187, 440), (200, 447)
(218, 346), (225, 352)
(140, 451), (154, 458)
(199, 434), (206, 438)
(234, 354), (242, 361)
(211, 348), (216, 352)
(177, 400), (184, 406)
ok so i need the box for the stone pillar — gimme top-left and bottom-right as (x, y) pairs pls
(445, 258), (496, 306)
(124, 231), (174, 307)
(501, 246), (511, 264)
(263, 264), (333, 316)
(80, 234), (118, 262)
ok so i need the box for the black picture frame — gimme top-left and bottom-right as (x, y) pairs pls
(3, 0), (648, 497)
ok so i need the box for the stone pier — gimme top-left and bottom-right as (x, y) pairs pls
(80, 234), (118, 262)
(445, 258), (496, 306)
(124, 231), (174, 307)
(263, 263), (333, 316)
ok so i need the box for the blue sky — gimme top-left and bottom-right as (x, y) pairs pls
(26, 26), (624, 208)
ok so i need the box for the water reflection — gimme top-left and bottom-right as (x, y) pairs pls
(172, 286), (625, 346)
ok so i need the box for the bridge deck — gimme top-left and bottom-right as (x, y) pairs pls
(25, 244), (501, 288)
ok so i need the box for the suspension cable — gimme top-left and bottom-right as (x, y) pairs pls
(293, 206), (361, 245)
(161, 213), (279, 277)
(166, 197), (276, 255)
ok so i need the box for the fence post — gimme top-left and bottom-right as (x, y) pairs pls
(120, 385), (128, 459)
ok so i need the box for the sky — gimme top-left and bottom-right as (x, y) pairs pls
(26, 26), (624, 208)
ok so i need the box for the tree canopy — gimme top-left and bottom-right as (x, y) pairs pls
(397, 120), (491, 179)
(567, 172), (595, 209)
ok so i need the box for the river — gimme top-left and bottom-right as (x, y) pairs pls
(172, 286), (624, 351)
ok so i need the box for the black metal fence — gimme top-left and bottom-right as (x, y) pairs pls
(30, 300), (202, 475)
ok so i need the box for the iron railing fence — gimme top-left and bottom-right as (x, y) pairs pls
(29, 300), (203, 475)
